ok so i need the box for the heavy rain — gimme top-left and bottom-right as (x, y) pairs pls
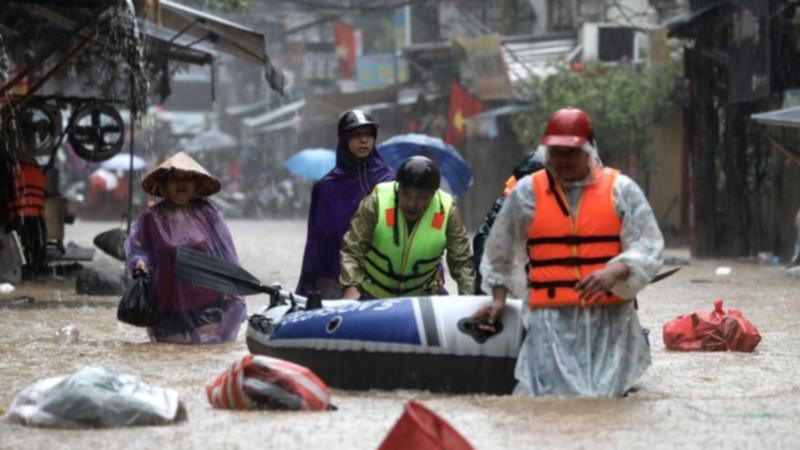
(1, 1), (799, 449)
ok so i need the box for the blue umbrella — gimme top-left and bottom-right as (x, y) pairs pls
(378, 133), (472, 196)
(284, 148), (336, 181)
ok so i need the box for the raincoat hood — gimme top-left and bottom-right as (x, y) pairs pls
(142, 151), (221, 197)
(334, 136), (383, 172)
(535, 141), (604, 187)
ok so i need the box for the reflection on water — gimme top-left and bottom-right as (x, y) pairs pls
(1, 222), (800, 449)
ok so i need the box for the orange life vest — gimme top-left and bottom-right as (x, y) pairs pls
(526, 167), (625, 308)
(8, 163), (46, 220)
(502, 175), (517, 197)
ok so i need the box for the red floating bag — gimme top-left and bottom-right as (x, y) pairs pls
(206, 354), (332, 411)
(663, 299), (761, 352)
(378, 400), (474, 450)
(719, 307), (762, 352)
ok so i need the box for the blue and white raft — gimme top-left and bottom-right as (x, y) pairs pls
(246, 296), (524, 394)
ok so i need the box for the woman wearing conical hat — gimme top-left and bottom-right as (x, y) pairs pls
(124, 151), (246, 344)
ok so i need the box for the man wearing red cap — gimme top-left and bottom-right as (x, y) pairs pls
(472, 107), (664, 397)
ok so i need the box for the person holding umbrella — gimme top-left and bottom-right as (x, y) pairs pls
(472, 107), (664, 396)
(295, 110), (394, 299)
(125, 151), (246, 344)
(340, 156), (475, 299)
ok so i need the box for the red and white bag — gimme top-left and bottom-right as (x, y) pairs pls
(206, 354), (332, 411)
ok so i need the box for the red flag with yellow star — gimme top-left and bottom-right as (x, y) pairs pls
(334, 21), (359, 79)
(445, 82), (484, 146)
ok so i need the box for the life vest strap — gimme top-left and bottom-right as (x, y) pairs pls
(367, 245), (395, 270)
(412, 254), (441, 265)
(545, 170), (570, 217)
(14, 184), (45, 195)
(527, 280), (581, 300)
(528, 255), (614, 268)
(528, 280), (577, 289)
(365, 272), (433, 296)
(527, 235), (621, 246)
(364, 253), (439, 283)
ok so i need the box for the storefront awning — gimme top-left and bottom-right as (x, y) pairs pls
(243, 99), (305, 129)
(662, 1), (728, 37)
(751, 106), (800, 128)
(17, 0), (285, 94)
(751, 106), (800, 163)
(27, 3), (214, 66)
(157, 0), (285, 95)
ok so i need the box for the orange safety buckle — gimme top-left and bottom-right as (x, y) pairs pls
(432, 212), (445, 229)
(386, 208), (396, 226)
(502, 175), (517, 197)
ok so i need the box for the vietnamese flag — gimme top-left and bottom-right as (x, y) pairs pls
(445, 82), (484, 146)
(334, 21), (358, 79)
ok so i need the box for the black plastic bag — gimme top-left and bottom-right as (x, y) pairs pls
(117, 270), (159, 327)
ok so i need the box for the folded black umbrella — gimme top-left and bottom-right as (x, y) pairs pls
(93, 228), (126, 261)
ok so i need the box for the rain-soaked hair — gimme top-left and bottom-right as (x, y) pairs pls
(396, 156), (440, 191)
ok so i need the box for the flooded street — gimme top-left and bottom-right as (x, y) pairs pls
(1, 219), (799, 449)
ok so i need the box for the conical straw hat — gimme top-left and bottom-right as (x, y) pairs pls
(141, 151), (221, 197)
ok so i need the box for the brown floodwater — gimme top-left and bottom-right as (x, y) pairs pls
(1, 220), (799, 449)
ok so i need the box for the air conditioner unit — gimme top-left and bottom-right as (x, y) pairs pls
(581, 23), (644, 63)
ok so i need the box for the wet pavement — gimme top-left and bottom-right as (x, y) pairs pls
(1, 219), (799, 449)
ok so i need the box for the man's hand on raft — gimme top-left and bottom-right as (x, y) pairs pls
(574, 261), (630, 306)
(472, 286), (508, 332)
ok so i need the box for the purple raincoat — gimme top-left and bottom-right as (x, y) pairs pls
(295, 137), (394, 298)
(125, 199), (246, 344)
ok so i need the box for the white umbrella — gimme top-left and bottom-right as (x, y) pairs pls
(184, 128), (237, 153)
(100, 153), (146, 171)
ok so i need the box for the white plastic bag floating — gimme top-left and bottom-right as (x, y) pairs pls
(715, 266), (732, 276)
(1, 367), (186, 428)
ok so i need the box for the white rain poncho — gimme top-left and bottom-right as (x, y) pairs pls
(480, 143), (664, 396)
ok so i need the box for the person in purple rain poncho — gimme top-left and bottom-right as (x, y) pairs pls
(125, 151), (246, 344)
(295, 110), (394, 299)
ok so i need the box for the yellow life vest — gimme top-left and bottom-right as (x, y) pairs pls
(362, 182), (452, 298)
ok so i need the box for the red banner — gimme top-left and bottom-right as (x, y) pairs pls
(334, 21), (358, 79)
(445, 82), (484, 146)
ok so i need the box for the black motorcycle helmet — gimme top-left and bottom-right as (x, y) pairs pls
(337, 109), (378, 139)
(396, 156), (440, 191)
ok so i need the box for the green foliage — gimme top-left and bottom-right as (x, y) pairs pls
(498, 0), (516, 35)
(353, 13), (396, 55)
(512, 60), (683, 183)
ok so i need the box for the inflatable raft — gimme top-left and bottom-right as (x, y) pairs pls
(246, 296), (524, 394)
